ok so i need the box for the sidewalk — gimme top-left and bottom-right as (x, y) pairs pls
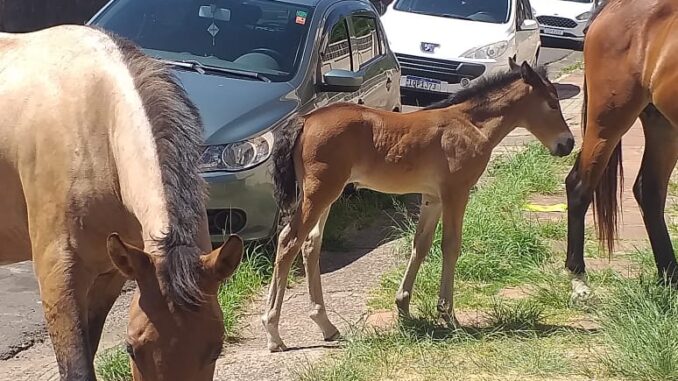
(504, 70), (649, 249)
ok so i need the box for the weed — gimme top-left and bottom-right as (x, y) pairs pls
(95, 346), (131, 381)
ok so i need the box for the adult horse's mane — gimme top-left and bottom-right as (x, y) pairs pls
(101, 28), (207, 309)
(424, 65), (548, 111)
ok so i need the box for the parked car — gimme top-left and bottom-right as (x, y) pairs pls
(531, 0), (601, 42)
(89, 0), (401, 243)
(380, 0), (541, 95)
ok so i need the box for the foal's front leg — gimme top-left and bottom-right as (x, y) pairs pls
(396, 195), (441, 317)
(438, 191), (470, 328)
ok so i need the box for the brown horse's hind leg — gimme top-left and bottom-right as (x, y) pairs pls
(300, 208), (339, 341)
(634, 105), (678, 283)
(262, 179), (342, 352)
(34, 250), (96, 380)
(437, 190), (470, 328)
(86, 270), (126, 352)
(395, 194), (441, 318)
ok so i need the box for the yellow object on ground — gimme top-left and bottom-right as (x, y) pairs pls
(522, 203), (568, 212)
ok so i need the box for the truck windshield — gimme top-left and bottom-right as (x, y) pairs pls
(394, 0), (511, 24)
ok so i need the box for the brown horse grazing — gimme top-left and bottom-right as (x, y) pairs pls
(0, 26), (244, 380)
(262, 59), (574, 352)
(565, 0), (678, 301)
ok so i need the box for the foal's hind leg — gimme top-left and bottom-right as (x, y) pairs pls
(395, 195), (441, 317)
(301, 208), (340, 341)
(262, 188), (340, 352)
(633, 105), (678, 283)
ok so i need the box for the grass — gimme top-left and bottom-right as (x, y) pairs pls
(598, 274), (678, 380)
(95, 346), (131, 381)
(559, 60), (584, 76)
(323, 189), (401, 250)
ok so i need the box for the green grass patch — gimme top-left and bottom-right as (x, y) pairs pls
(559, 60), (584, 76)
(323, 190), (401, 250)
(218, 244), (273, 335)
(598, 274), (678, 380)
(95, 346), (132, 381)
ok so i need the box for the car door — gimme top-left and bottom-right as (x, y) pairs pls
(515, 0), (540, 64)
(347, 9), (394, 110)
(314, 9), (357, 108)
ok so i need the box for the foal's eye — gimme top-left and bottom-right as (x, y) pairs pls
(125, 342), (135, 359)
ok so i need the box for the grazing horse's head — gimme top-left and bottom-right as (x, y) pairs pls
(107, 234), (244, 381)
(508, 57), (575, 157)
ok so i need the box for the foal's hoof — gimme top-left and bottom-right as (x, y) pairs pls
(324, 329), (341, 342)
(268, 341), (288, 353)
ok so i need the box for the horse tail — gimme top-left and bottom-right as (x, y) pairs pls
(582, 77), (624, 254)
(272, 117), (304, 212)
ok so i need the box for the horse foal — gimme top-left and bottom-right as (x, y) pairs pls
(263, 59), (574, 352)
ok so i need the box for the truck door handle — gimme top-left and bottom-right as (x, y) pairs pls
(358, 98), (365, 105)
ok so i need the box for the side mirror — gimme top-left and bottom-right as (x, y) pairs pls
(320, 69), (364, 93)
(521, 19), (539, 31)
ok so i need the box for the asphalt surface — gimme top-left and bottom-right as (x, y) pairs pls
(0, 43), (583, 361)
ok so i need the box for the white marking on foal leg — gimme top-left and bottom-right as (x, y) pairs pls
(396, 196), (441, 317)
(569, 272), (592, 303)
(302, 209), (339, 341)
(261, 224), (297, 352)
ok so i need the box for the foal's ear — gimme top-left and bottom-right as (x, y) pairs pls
(202, 235), (244, 283)
(520, 61), (540, 85)
(107, 233), (152, 280)
(508, 56), (520, 71)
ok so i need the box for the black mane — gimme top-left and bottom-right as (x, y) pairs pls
(103, 29), (207, 309)
(424, 65), (548, 110)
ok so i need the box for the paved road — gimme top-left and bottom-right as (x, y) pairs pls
(0, 43), (583, 361)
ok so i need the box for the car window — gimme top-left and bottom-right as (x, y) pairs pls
(350, 15), (381, 68)
(320, 17), (352, 74)
(523, 0), (534, 18)
(394, 0), (511, 24)
(92, 0), (314, 82)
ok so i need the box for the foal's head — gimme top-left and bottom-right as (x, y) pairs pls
(509, 58), (574, 157)
(107, 234), (244, 381)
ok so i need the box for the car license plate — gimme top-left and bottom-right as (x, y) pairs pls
(403, 76), (443, 92)
(543, 27), (565, 36)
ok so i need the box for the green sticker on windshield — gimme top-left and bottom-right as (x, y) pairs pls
(295, 10), (308, 25)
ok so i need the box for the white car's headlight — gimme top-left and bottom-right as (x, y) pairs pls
(461, 41), (509, 60)
(576, 11), (591, 20)
(199, 131), (274, 172)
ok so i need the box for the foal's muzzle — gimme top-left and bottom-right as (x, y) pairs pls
(553, 134), (575, 157)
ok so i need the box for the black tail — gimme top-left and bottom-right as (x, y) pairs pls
(581, 77), (624, 255)
(272, 117), (304, 212)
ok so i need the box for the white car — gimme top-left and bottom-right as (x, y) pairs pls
(531, 0), (601, 42)
(381, 0), (541, 95)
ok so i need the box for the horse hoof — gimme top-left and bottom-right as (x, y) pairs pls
(268, 341), (288, 353)
(570, 287), (592, 304)
(324, 329), (341, 342)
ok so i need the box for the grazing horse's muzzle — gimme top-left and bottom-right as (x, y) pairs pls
(554, 134), (575, 157)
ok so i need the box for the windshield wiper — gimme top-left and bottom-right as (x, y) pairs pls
(163, 59), (271, 82)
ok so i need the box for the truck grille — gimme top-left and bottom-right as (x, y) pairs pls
(537, 16), (577, 28)
(395, 53), (485, 84)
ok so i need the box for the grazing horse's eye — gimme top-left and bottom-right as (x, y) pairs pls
(125, 342), (135, 360)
